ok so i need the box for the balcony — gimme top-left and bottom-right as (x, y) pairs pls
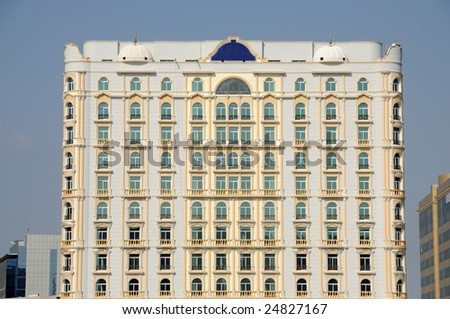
(322, 239), (343, 247)
(294, 139), (307, 147)
(129, 114), (142, 120)
(186, 291), (207, 298)
(358, 190), (372, 197)
(95, 240), (110, 247)
(157, 239), (174, 246)
(94, 291), (109, 298)
(391, 190), (405, 198)
(261, 189), (282, 197)
(325, 139), (337, 145)
(325, 114), (337, 121)
(186, 189), (208, 197)
(358, 164), (370, 170)
(59, 292), (75, 299)
(296, 264), (308, 271)
(240, 265), (252, 271)
(295, 239), (309, 247)
(295, 189), (308, 197)
(124, 189), (148, 197)
(158, 189), (174, 197)
(95, 264), (108, 272)
(96, 189), (112, 197)
(238, 291), (258, 298)
(321, 189), (343, 197)
(160, 138), (175, 147)
(358, 240), (373, 247)
(262, 291), (281, 298)
(123, 239), (146, 247)
(229, 115), (239, 120)
(215, 115), (226, 120)
(322, 291), (346, 298)
(186, 239), (207, 247)
(211, 239), (231, 246)
(159, 264), (171, 271)
(360, 292), (373, 298)
(262, 239), (280, 247)
(237, 239), (256, 247)
(211, 291), (232, 298)
(358, 114), (369, 121)
(357, 139), (370, 147)
(393, 292), (407, 299)
(62, 189), (79, 197)
(264, 265), (277, 272)
(159, 291), (172, 298)
(263, 140), (276, 146)
(296, 291), (310, 298)
(61, 240), (75, 248)
(123, 291), (146, 298)
(327, 265), (339, 271)
(97, 164), (109, 170)
(97, 139), (112, 147)
(391, 240), (406, 248)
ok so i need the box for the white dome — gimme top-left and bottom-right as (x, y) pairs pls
(118, 43), (152, 62)
(313, 45), (347, 63)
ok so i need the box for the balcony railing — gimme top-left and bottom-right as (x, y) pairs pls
(229, 115), (238, 120)
(322, 291), (346, 298)
(295, 239), (309, 247)
(326, 139), (337, 145)
(96, 189), (111, 197)
(157, 239), (174, 246)
(192, 115), (204, 120)
(238, 291), (258, 298)
(296, 291), (309, 298)
(65, 114), (74, 120)
(358, 189), (372, 197)
(186, 189), (208, 196)
(62, 265), (71, 272)
(357, 139), (370, 146)
(123, 291), (145, 298)
(216, 115), (226, 120)
(358, 114), (369, 120)
(186, 239), (207, 247)
(159, 264), (171, 271)
(262, 239), (280, 247)
(295, 114), (306, 120)
(159, 291), (172, 298)
(158, 189), (174, 197)
(186, 291), (207, 298)
(392, 240), (406, 248)
(322, 239), (343, 247)
(124, 189), (148, 197)
(240, 265), (252, 271)
(321, 189), (343, 197)
(123, 239), (146, 247)
(295, 189), (308, 197)
(95, 264), (108, 271)
(212, 291), (232, 298)
(358, 240), (372, 247)
(359, 164), (369, 170)
(393, 292), (407, 299)
(394, 164), (402, 170)
(237, 239), (256, 246)
(296, 264), (307, 271)
(360, 291), (373, 298)
(262, 291), (281, 298)
(294, 139), (307, 146)
(160, 114), (172, 120)
(215, 265), (228, 271)
(160, 139), (174, 146)
(95, 291), (109, 298)
(98, 114), (109, 120)
(65, 139), (73, 145)
(391, 190), (405, 198)
(130, 114), (141, 120)
(360, 265), (372, 271)
(264, 265), (276, 271)
(95, 239), (109, 247)
(327, 265), (339, 271)
(191, 265), (203, 271)
(241, 114), (251, 120)
(393, 115), (402, 121)
(97, 139), (111, 146)
(61, 240), (74, 248)
(211, 239), (230, 246)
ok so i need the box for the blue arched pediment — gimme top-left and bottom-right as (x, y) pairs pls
(216, 78), (251, 95)
(211, 40), (256, 61)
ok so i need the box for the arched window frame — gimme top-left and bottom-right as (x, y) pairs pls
(264, 78), (274, 92)
(192, 78), (203, 92)
(192, 102), (203, 120)
(295, 78), (305, 91)
(358, 78), (368, 91)
(228, 103), (238, 120)
(160, 202), (171, 219)
(359, 202), (370, 220)
(161, 78), (172, 91)
(216, 202), (227, 220)
(326, 103), (336, 120)
(264, 202), (275, 220)
(295, 103), (306, 120)
(264, 152), (275, 169)
(130, 102), (141, 119)
(358, 103), (369, 120)
(66, 78), (74, 91)
(326, 202), (338, 220)
(129, 202), (141, 219)
(326, 78), (336, 91)
(191, 202), (203, 220)
(130, 77), (141, 91)
(216, 152), (226, 169)
(97, 152), (109, 169)
(241, 102), (251, 120)
(98, 77), (109, 91)
(296, 202), (306, 220)
(66, 102), (74, 120)
(98, 102), (109, 120)
(161, 102), (172, 120)
(97, 202), (108, 219)
(240, 202), (251, 220)
(161, 152), (172, 169)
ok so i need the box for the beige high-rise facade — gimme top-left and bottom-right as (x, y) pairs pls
(60, 36), (406, 299)
(418, 174), (450, 298)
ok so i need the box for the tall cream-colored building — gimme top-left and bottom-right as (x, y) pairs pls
(60, 36), (406, 298)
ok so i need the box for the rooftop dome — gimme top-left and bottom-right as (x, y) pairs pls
(118, 42), (152, 62)
(313, 44), (347, 63)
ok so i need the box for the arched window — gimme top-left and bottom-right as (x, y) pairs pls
(97, 152), (108, 169)
(393, 103), (401, 120)
(264, 103), (275, 120)
(216, 202), (227, 220)
(63, 279), (71, 292)
(240, 202), (251, 220)
(395, 203), (402, 220)
(296, 202), (306, 220)
(161, 103), (172, 120)
(192, 78), (203, 92)
(160, 202), (171, 219)
(328, 279), (338, 292)
(295, 103), (306, 120)
(264, 78), (274, 92)
(131, 77), (140, 90)
(97, 202), (108, 219)
(216, 278), (227, 291)
(96, 279), (107, 292)
(359, 152), (369, 169)
(216, 152), (226, 169)
(65, 152), (73, 170)
(192, 152), (203, 169)
(295, 152), (306, 169)
(393, 78), (399, 92)
(228, 152), (238, 169)
(326, 202), (338, 220)
(264, 202), (275, 220)
(361, 279), (371, 292)
(241, 152), (251, 169)
(396, 280), (403, 293)
(326, 78), (336, 91)
(98, 102), (109, 119)
(64, 202), (73, 220)
(264, 152), (275, 169)
(264, 278), (276, 291)
(191, 278), (202, 291)
(192, 102), (203, 120)
(129, 202), (140, 219)
(297, 278), (307, 292)
(326, 152), (337, 169)
(241, 102), (251, 120)
(358, 78), (368, 91)
(240, 278), (251, 291)
(216, 103), (226, 120)
(358, 103), (369, 120)
(129, 279), (139, 292)
(359, 202), (370, 220)
(191, 202), (203, 220)
(98, 77), (109, 90)
(66, 78), (74, 91)
(161, 78), (171, 91)
(66, 103), (74, 120)
(228, 103), (238, 120)
(295, 78), (305, 91)
(130, 102), (141, 119)
(161, 152), (172, 169)
(326, 103), (336, 120)
(216, 78), (251, 94)
(130, 152), (141, 169)
(160, 279), (171, 292)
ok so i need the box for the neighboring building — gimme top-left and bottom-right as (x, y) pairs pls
(61, 36), (405, 299)
(0, 235), (60, 298)
(418, 174), (450, 298)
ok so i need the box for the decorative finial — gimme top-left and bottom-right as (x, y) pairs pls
(134, 33), (137, 45)
(329, 33), (333, 46)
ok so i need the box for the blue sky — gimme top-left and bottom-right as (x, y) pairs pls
(0, 0), (449, 298)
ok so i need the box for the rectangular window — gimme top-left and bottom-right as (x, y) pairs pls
(192, 176), (203, 189)
(160, 176), (171, 190)
(161, 127), (172, 140)
(96, 227), (107, 240)
(96, 254), (107, 270)
(129, 254), (140, 270)
(296, 227), (307, 240)
(241, 127), (251, 144)
(160, 254), (171, 270)
(264, 253), (276, 271)
(98, 126), (109, 139)
(65, 176), (73, 190)
(129, 227), (140, 240)
(327, 227), (338, 240)
(326, 176), (337, 190)
(191, 253), (203, 270)
(326, 127), (337, 144)
(216, 226), (227, 240)
(192, 226), (203, 240)
(64, 227), (72, 240)
(360, 254), (371, 271)
(130, 176), (141, 189)
(264, 127), (275, 144)
(360, 227), (370, 240)
(216, 253), (227, 270)
(216, 176), (226, 189)
(264, 176), (275, 189)
(228, 176), (238, 190)
(66, 127), (73, 143)
(160, 227), (171, 240)
(358, 127), (369, 140)
(394, 177), (402, 190)
(264, 226), (275, 240)
(295, 127), (306, 140)
(241, 176), (251, 189)
(327, 254), (338, 270)
(192, 127), (203, 144)
(240, 227), (251, 240)
(296, 254), (307, 270)
(359, 177), (370, 190)
(97, 176), (108, 190)
(240, 253), (251, 270)
(296, 176), (306, 190)
(216, 127), (226, 144)
(229, 127), (238, 144)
